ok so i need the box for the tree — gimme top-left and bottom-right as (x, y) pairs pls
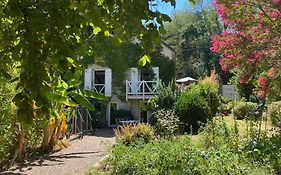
(211, 0), (281, 99)
(162, 7), (225, 80)
(0, 0), (175, 161)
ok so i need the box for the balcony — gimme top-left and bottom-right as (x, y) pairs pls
(126, 80), (157, 101)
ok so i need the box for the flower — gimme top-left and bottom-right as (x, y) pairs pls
(258, 77), (269, 91)
(240, 74), (249, 84)
(272, 0), (280, 4)
(257, 90), (266, 99)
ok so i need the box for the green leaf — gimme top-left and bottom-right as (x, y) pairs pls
(45, 92), (77, 107)
(188, 0), (196, 5)
(138, 54), (151, 67)
(0, 69), (12, 79)
(68, 79), (82, 88)
(72, 93), (95, 111)
(104, 30), (110, 36)
(78, 89), (107, 101)
(93, 27), (102, 35)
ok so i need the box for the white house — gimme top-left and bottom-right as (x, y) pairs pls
(84, 41), (175, 127)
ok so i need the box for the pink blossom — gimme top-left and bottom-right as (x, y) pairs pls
(252, 27), (258, 33)
(268, 67), (278, 78)
(240, 74), (249, 84)
(258, 77), (269, 91)
(272, 0), (280, 3)
(219, 58), (228, 72)
(269, 9), (281, 18)
(257, 90), (266, 99)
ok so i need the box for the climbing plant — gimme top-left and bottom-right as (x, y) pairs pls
(83, 35), (175, 98)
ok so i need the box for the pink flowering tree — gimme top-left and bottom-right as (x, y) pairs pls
(211, 0), (281, 99)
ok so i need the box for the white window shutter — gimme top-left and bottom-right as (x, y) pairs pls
(104, 68), (112, 96)
(84, 68), (92, 90)
(130, 68), (139, 94)
(130, 68), (139, 82)
(152, 67), (159, 80)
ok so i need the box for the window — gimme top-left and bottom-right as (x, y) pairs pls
(94, 70), (105, 84)
(93, 70), (105, 93)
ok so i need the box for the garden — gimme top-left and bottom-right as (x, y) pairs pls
(88, 73), (281, 175)
(0, 0), (281, 174)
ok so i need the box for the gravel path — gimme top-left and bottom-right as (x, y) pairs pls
(1, 129), (115, 175)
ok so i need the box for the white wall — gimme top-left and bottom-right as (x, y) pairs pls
(161, 43), (176, 61)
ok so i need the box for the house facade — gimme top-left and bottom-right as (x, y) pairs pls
(84, 42), (175, 127)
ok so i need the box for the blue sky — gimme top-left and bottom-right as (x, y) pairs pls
(157, 0), (213, 17)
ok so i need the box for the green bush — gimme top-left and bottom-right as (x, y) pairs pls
(109, 137), (268, 175)
(0, 78), (17, 169)
(151, 109), (179, 137)
(188, 82), (220, 117)
(233, 101), (258, 120)
(267, 101), (281, 128)
(175, 91), (210, 131)
(148, 80), (177, 110)
(199, 117), (239, 150)
(112, 109), (134, 121)
(114, 123), (155, 145)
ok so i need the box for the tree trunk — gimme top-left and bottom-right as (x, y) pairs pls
(16, 126), (25, 162)
(41, 123), (51, 153)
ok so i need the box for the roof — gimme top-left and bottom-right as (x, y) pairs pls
(176, 77), (197, 83)
(160, 40), (176, 54)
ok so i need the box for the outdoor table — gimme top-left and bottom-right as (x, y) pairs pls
(119, 120), (139, 125)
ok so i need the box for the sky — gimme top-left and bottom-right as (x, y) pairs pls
(157, 0), (214, 17)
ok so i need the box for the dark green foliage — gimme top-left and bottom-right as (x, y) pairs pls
(149, 81), (177, 110)
(267, 101), (281, 128)
(109, 137), (265, 175)
(112, 109), (134, 121)
(162, 8), (225, 80)
(229, 73), (257, 101)
(175, 91), (210, 131)
(189, 83), (220, 117)
(150, 52), (176, 85)
(0, 78), (17, 169)
(151, 109), (179, 137)
(233, 101), (258, 120)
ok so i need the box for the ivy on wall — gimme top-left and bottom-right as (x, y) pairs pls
(83, 35), (175, 99)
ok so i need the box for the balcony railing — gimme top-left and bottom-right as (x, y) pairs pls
(92, 84), (105, 94)
(126, 80), (157, 101)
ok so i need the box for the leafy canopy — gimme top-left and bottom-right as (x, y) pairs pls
(0, 0), (175, 123)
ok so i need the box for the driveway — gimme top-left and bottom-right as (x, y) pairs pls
(1, 129), (115, 175)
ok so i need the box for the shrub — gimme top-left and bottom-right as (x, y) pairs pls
(175, 91), (210, 131)
(0, 78), (17, 170)
(112, 109), (134, 121)
(109, 137), (268, 175)
(148, 80), (177, 110)
(151, 109), (179, 137)
(199, 117), (239, 150)
(114, 123), (155, 145)
(233, 101), (258, 120)
(189, 82), (220, 117)
(267, 101), (281, 128)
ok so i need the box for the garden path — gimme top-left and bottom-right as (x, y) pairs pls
(1, 129), (115, 175)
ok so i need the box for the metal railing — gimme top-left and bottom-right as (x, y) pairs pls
(126, 80), (157, 101)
